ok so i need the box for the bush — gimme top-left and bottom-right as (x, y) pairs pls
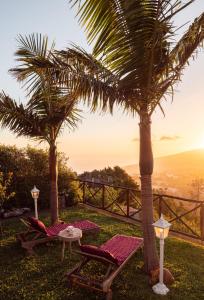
(0, 144), (79, 209)
(79, 166), (139, 207)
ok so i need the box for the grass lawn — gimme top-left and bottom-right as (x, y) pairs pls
(1, 205), (204, 300)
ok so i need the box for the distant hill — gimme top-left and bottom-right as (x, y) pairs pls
(124, 149), (204, 177)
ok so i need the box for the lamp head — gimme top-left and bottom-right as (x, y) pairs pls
(31, 186), (40, 200)
(152, 214), (171, 239)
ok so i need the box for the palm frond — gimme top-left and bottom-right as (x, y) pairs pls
(69, 0), (204, 115)
(10, 33), (56, 95)
(53, 47), (120, 112)
(55, 97), (82, 136)
(28, 86), (81, 132)
(70, 0), (196, 103)
(170, 12), (204, 76)
(152, 11), (204, 107)
(0, 92), (47, 140)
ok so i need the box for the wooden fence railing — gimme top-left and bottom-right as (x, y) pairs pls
(69, 178), (204, 241)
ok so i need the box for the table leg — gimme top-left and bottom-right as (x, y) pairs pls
(69, 241), (72, 253)
(61, 241), (65, 262)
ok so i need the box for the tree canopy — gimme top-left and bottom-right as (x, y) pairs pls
(0, 144), (79, 209)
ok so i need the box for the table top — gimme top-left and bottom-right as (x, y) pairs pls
(58, 227), (82, 241)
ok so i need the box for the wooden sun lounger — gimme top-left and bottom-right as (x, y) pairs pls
(67, 234), (143, 300)
(16, 217), (100, 255)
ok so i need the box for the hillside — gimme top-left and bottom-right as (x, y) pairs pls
(124, 149), (204, 197)
(124, 149), (204, 177)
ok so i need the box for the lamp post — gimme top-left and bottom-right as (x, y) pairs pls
(31, 186), (40, 219)
(152, 214), (171, 295)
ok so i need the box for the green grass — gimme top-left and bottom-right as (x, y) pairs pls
(1, 206), (204, 300)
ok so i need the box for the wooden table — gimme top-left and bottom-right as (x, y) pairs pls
(58, 227), (82, 261)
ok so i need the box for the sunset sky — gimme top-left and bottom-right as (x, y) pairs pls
(0, 0), (204, 173)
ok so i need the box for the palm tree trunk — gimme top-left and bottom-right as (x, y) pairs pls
(139, 110), (159, 273)
(49, 142), (59, 224)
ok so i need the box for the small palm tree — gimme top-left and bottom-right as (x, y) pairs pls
(0, 34), (80, 224)
(54, 0), (203, 272)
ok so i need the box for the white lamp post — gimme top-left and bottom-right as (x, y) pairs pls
(152, 214), (171, 295)
(31, 186), (40, 219)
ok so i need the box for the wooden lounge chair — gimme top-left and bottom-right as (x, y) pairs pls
(67, 234), (143, 300)
(16, 217), (100, 255)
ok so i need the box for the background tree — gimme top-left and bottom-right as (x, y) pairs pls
(190, 178), (204, 201)
(80, 166), (139, 189)
(0, 34), (81, 224)
(0, 144), (79, 210)
(59, 0), (204, 272)
(79, 166), (139, 210)
(0, 171), (15, 235)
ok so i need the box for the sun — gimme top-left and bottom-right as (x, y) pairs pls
(195, 136), (204, 150)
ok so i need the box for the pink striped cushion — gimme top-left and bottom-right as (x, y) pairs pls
(100, 235), (143, 265)
(46, 222), (67, 236)
(80, 245), (118, 264)
(46, 220), (100, 236)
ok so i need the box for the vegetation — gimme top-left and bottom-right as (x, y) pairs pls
(78, 166), (139, 209)
(0, 172), (15, 211)
(58, 0), (204, 272)
(190, 178), (204, 201)
(0, 171), (15, 234)
(1, 206), (204, 300)
(0, 144), (79, 210)
(79, 166), (139, 189)
(0, 34), (81, 224)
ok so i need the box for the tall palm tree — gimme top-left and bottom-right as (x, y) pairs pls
(55, 0), (203, 272)
(0, 34), (80, 224)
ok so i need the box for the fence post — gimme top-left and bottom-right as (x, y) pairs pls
(82, 181), (86, 204)
(200, 202), (204, 240)
(102, 185), (105, 209)
(126, 190), (130, 217)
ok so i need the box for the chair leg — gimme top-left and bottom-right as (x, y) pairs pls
(21, 241), (35, 255)
(26, 247), (35, 256)
(106, 289), (112, 300)
(67, 277), (73, 289)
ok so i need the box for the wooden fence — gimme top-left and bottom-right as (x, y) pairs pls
(69, 178), (204, 241)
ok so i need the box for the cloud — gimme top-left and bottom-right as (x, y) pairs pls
(133, 135), (181, 142)
(160, 135), (181, 141)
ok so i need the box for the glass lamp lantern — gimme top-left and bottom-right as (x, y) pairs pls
(152, 214), (171, 239)
(31, 186), (40, 219)
(31, 186), (40, 200)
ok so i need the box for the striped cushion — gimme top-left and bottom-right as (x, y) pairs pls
(80, 244), (118, 264)
(100, 235), (143, 265)
(46, 220), (100, 236)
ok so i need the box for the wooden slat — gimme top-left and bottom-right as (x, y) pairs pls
(169, 204), (201, 223)
(162, 199), (200, 238)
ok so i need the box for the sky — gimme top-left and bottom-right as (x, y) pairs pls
(0, 0), (204, 173)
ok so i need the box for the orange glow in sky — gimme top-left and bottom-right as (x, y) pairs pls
(0, 1), (204, 173)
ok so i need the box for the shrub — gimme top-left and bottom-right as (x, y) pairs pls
(0, 144), (78, 209)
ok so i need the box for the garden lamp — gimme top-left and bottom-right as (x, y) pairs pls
(31, 186), (40, 219)
(152, 214), (171, 295)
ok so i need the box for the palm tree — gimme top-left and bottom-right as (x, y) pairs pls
(0, 34), (80, 224)
(54, 0), (203, 272)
